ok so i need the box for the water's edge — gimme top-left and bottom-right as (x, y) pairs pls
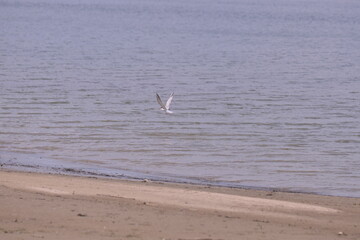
(2, 151), (352, 198)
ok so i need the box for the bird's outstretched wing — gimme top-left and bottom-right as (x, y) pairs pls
(165, 92), (174, 110)
(156, 93), (166, 109)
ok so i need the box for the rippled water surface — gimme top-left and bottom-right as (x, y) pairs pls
(1, 0), (360, 197)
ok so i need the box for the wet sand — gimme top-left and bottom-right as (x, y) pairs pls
(0, 170), (359, 240)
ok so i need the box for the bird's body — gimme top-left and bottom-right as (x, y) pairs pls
(156, 92), (174, 114)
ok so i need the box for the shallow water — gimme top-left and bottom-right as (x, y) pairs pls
(1, 0), (360, 197)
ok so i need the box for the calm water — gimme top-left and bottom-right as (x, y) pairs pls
(1, 0), (360, 197)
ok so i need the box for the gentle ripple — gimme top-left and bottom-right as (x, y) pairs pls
(0, 0), (360, 197)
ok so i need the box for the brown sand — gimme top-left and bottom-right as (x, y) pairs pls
(0, 170), (359, 240)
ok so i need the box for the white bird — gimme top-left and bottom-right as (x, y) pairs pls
(156, 92), (174, 114)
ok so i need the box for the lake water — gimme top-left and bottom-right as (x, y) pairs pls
(1, 0), (360, 197)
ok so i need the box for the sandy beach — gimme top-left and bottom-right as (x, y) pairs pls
(0, 170), (359, 240)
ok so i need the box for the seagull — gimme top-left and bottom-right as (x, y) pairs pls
(156, 92), (174, 114)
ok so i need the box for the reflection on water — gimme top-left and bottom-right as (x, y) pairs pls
(0, 0), (360, 197)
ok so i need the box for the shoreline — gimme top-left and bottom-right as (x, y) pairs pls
(2, 162), (355, 198)
(1, 169), (359, 239)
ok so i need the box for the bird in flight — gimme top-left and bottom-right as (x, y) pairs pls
(156, 92), (174, 114)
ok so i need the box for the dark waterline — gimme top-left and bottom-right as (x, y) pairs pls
(0, 152), (355, 198)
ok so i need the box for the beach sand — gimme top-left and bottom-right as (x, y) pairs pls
(0, 170), (359, 240)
